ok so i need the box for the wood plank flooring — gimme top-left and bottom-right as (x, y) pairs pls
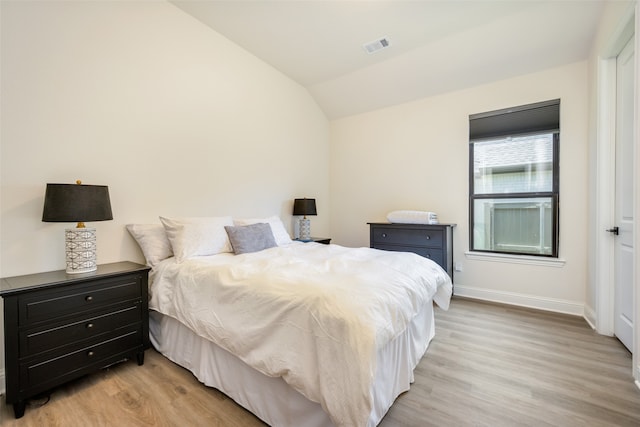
(2, 297), (640, 426)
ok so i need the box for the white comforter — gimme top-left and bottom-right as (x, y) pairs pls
(149, 243), (452, 426)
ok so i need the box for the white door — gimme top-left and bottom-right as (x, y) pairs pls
(614, 36), (635, 352)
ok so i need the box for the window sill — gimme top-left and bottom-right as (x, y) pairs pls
(465, 251), (566, 267)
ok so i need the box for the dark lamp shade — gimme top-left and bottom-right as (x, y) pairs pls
(42, 183), (113, 223)
(293, 198), (317, 216)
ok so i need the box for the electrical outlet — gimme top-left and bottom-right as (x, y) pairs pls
(454, 262), (463, 272)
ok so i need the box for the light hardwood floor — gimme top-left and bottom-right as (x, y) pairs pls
(2, 297), (640, 426)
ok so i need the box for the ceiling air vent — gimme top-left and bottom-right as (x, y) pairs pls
(363, 37), (391, 54)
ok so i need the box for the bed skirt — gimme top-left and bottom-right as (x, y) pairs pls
(149, 302), (436, 427)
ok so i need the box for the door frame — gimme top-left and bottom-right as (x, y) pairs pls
(594, 4), (638, 381)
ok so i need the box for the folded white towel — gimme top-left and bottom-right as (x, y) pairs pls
(387, 210), (439, 224)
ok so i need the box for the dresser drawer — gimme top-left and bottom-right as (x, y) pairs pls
(19, 276), (142, 326)
(19, 328), (142, 393)
(373, 244), (444, 266)
(369, 223), (455, 280)
(20, 303), (142, 357)
(371, 227), (444, 248)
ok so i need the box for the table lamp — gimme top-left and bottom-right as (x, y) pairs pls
(293, 198), (317, 241)
(42, 180), (113, 273)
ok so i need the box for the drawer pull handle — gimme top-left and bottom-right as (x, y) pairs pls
(425, 235), (431, 240)
(381, 233), (387, 238)
(86, 323), (94, 329)
(87, 351), (95, 357)
(426, 254), (431, 258)
(85, 296), (93, 302)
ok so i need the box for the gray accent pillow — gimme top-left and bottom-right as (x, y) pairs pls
(225, 223), (277, 255)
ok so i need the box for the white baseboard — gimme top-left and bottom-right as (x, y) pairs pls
(582, 305), (597, 330)
(453, 284), (585, 316)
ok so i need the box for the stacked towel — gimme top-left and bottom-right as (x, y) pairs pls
(386, 210), (439, 224)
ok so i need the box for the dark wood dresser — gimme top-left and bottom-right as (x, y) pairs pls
(1, 261), (150, 418)
(368, 222), (455, 279)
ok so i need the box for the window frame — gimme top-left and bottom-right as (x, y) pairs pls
(469, 103), (560, 258)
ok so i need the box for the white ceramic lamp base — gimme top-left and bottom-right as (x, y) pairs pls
(299, 218), (311, 241)
(65, 228), (97, 274)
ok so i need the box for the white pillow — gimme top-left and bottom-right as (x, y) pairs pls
(159, 216), (233, 262)
(126, 224), (173, 267)
(233, 215), (293, 246)
(387, 210), (439, 224)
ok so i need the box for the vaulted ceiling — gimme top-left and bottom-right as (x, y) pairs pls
(170, 0), (605, 119)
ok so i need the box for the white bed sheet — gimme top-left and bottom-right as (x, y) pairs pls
(149, 243), (451, 426)
(149, 300), (436, 427)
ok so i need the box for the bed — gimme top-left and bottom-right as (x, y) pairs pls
(127, 216), (452, 427)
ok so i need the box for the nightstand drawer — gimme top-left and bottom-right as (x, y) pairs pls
(371, 227), (443, 247)
(374, 244), (444, 266)
(19, 276), (142, 325)
(19, 328), (142, 392)
(20, 303), (142, 357)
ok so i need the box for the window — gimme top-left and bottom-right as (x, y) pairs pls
(469, 99), (560, 257)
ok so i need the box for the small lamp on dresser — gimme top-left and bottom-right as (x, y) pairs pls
(42, 180), (113, 274)
(293, 198), (317, 241)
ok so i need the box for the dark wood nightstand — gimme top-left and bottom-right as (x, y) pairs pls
(295, 237), (331, 244)
(1, 261), (150, 419)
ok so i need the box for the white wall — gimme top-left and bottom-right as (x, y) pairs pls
(0, 1), (329, 393)
(330, 61), (588, 313)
